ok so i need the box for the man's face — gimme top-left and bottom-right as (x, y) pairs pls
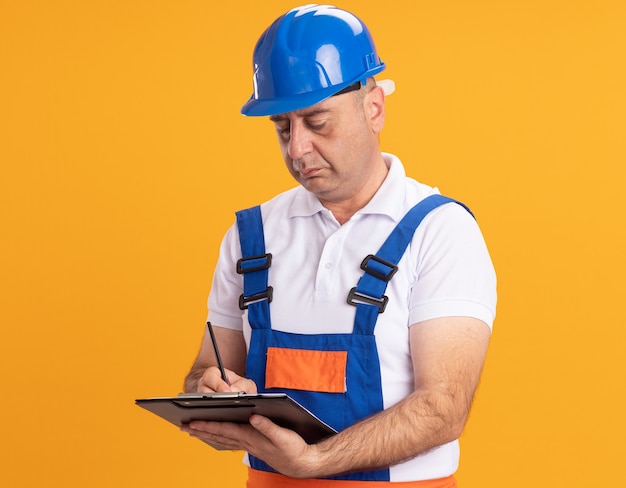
(269, 86), (385, 207)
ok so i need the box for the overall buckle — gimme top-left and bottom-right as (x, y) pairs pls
(236, 253), (272, 274)
(347, 287), (388, 313)
(239, 286), (273, 310)
(360, 254), (398, 282)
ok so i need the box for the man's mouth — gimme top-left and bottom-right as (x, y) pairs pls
(300, 167), (322, 178)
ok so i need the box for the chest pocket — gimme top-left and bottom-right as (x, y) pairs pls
(265, 347), (347, 393)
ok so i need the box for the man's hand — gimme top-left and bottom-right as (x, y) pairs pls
(183, 326), (248, 393)
(196, 366), (258, 394)
(181, 415), (320, 478)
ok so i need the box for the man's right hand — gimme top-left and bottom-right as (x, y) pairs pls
(196, 365), (258, 394)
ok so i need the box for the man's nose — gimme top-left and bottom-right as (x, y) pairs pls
(287, 123), (312, 161)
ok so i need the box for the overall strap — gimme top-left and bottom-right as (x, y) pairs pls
(236, 206), (272, 329)
(350, 195), (473, 335)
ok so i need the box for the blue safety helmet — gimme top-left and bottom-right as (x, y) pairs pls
(241, 4), (386, 116)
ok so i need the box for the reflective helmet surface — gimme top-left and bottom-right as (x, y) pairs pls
(241, 4), (386, 116)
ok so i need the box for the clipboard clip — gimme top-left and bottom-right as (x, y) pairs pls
(176, 392), (244, 399)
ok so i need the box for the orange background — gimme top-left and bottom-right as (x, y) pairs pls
(1, 1), (624, 486)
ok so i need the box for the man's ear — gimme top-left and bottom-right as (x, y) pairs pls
(366, 85), (386, 133)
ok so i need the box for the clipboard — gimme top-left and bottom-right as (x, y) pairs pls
(136, 392), (337, 445)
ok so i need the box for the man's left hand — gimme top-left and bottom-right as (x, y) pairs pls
(181, 415), (319, 478)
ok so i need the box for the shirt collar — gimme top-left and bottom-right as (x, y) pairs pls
(358, 153), (407, 222)
(287, 153), (407, 222)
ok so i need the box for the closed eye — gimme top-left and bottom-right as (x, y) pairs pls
(306, 121), (326, 131)
(275, 124), (290, 140)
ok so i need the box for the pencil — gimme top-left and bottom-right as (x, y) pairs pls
(206, 321), (229, 385)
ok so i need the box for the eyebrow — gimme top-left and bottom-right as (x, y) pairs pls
(269, 107), (331, 122)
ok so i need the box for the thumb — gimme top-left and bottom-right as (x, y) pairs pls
(249, 414), (276, 437)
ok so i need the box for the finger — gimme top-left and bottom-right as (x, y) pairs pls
(198, 367), (230, 393)
(181, 424), (238, 450)
(228, 375), (257, 394)
(183, 420), (255, 452)
(249, 415), (279, 438)
(197, 383), (215, 393)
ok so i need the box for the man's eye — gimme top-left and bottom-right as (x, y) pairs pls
(274, 122), (291, 136)
(307, 121), (325, 131)
(276, 126), (290, 138)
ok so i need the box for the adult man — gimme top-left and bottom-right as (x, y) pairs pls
(182, 5), (496, 487)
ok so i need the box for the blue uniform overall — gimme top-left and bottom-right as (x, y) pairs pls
(235, 195), (471, 482)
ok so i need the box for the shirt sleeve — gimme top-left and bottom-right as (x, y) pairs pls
(408, 202), (497, 329)
(207, 223), (245, 330)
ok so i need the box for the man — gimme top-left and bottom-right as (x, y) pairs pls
(182, 5), (496, 487)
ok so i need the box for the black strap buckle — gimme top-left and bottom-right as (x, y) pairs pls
(239, 286), (273, 310)
(347, 287), (388, 313)
(236, 253), (272, 274)
(360, 254), (398, 282)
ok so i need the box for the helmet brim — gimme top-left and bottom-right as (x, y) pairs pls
(241, 67), (387, 117)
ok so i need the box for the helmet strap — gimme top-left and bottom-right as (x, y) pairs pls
(332, 81), (362, 97)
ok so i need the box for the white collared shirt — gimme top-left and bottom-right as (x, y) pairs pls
(208, 153), (497, 481)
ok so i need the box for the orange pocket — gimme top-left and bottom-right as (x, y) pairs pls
(265, 347), (347, 393)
